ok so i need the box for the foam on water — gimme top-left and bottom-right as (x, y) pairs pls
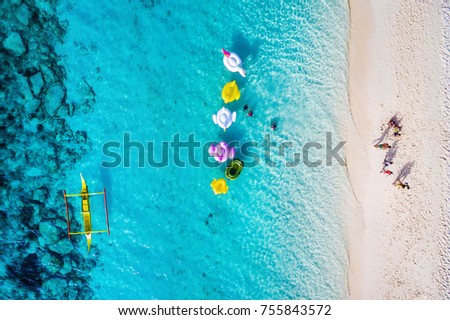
(55, 0), (350, 299)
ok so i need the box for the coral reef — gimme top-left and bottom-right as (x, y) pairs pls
(1, 0), (95, 299)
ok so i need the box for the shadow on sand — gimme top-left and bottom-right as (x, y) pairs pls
(394, 161), (415, 183)
(373, 126), (390, 145)
(384, 141), (399, 163)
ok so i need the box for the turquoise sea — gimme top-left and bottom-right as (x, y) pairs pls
(1, 0), (350, 299)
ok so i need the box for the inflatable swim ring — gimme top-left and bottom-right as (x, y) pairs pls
(222, 48), (246, 77)
(211, 178), (228, 195)
(222, 80), (240, 104)
(209, 142), (235, 163)
(212, 107), (236, 131)
(225, 159), (244, 180)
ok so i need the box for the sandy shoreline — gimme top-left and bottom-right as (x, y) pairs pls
(346, 0), (450, 299)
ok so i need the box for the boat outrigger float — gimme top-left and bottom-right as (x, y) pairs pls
(63, 173), (110, 252)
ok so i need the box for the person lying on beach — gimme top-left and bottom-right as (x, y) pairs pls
(381, 168), (394, 176)
(374, 143), (391, 150)
(395, 180), (410, 189)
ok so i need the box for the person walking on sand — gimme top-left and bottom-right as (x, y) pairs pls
(381, 168), (393, 176)
(374, 143), (391, 150)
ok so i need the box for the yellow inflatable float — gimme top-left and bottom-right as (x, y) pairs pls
(210, 178), (228, 195)
(221, 80), (240, 104)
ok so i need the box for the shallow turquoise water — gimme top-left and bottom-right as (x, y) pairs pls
(5, 0), (350, 299)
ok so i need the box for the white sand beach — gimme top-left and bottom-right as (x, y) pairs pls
(346, 0), (450, 299)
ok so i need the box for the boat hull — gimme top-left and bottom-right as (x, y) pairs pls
(80, 174), (92, 252)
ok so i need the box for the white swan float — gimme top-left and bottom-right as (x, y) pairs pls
(212, 107), (236, 131)
(222, 48), (246, 77)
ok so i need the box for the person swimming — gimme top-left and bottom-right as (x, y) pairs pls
(270, 122), (277, 130)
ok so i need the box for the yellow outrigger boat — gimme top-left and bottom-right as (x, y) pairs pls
(63, 173), (110, 252)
